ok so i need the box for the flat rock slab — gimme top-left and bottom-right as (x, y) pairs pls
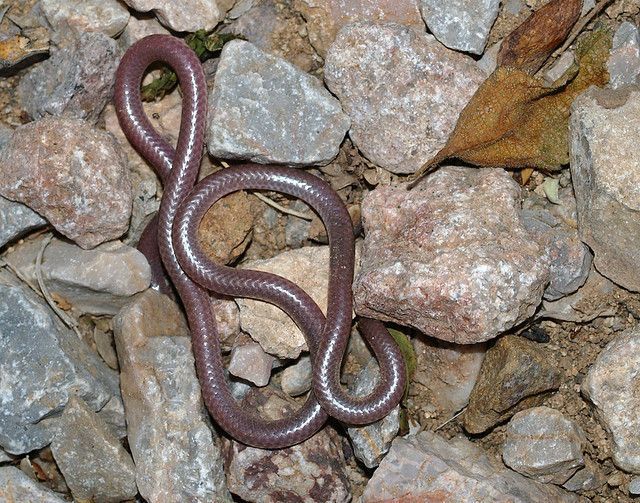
(354, 167), (548, 343)
(0, 197), (45, 249)
(121, 0), (233, 32)
(208, 40), (349, 166)
(40, 0), (130, 37)
(0, 466), (67, 502)
(324, 23), (485, 174)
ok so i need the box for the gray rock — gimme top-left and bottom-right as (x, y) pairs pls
(18, 30), (119, 125)
(0, 116), (132, 249)
(285, 200), (313, 248)
(0, 270), (120, 454)
(113, 290), (231, 503)
(608, 21), (640, 89)
(570, 87), (640, 292)
(0, 198), (46, 249)
(582, 0), (595, 15)
(96, 395), (127, 440)
(477, 41), (501, 75)
(354, 167), (549, 344)
(419, 0), (500, 55)
(563, 458), (606, 492)
(210, 297), (242, 352)
(324, 23), (485, 174)
(503, 407), (585, 484)
(362, 432), (585, 502)
(121, 0), (234, 32)
(0, 466), (68, 502)
(0, 448), (12, 464)
(208, 40), (349, 166)
(119, 15), (169, 47)
(228, 342), (275, 387)
(582, 325), (640, 473)
(347, 359), (400, 468)
(280, 355), (312, 397)
(4, 236), (150, 315)
(40, 0), (130, 37)
(629, 477), (640, 495)
(51, 396), (137, 503)
(545, 51), (575, 85)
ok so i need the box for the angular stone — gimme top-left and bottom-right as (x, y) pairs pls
(294, 0), (424, 57)
(119, 15), (170, 47)
(463, 335), (562, 434)
(0, 117), (132, 249)
(0, 270), (120, 454)
(354, 167), (548, 343)
(324, 23), (485, 174)
(4, 236), (150, 315)
(503, 407), (585, 484)
(608, 21), (640, 89)
(563, 457), (606, 492)
(0, 197), (45, 249)
(208, 40), (349, 166)
(210, 297), (242, 351)
(51, 396), (137, 503)
(0, 466), (67, 503)
(123, 0), (233, 32)
(40, 0), (130, 37)
(18, 30), (119, 124)
(280, 355), (312, 397)
(570, 87), (640, 292)
(420, 0), (500, 54)
(545, 51), (575, 85)
(113, 290), (230, 503)
(228, 342), (275, 387)
(362, 432), (584, 502)
(0, 448), (12, 464)
(582, 326), (640, 473)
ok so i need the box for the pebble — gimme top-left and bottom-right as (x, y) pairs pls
(563, 457), (606, 492)
(419, 0), (500, 54)
(280, 355), (312, 396)
(4, 236), (150, 316)
(0, 116), (132, 249)
(119, 15), (169, 47)
(629, 477), (640, 495)
(121, 0), (232, 32)
(210, 297), (242, 351)
(39, 0), (130, 37)
(362, 432), (584, 502)
(354, 167), (548, 344)
(0, 197), (46, 249)
(607, 21), (640, 89)
(463, 335), (562, 434)
(0, 466), (68, 503)
(570, 87), (640, 292)
(324, 23), (485, 174)
(502, 407), (585, 484)
(207, 40), (349, 166)
(50, 396), (137, 503)
(0, 269), (120, 454)
(18, 30), (119, 125)
(228, 342), (275, 387)
(545, 51), (575, 85)
(113, 290), (231, 503)
(582, 325), (640, 473)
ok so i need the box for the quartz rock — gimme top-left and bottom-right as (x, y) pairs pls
(228, 342), (275, 387)
(40, 0), (130, 37)
(121, 0), (234, 32)
(0, 466), (68, 502)
(608, 21), (640, 89)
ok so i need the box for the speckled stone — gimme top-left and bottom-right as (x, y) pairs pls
(40, 0), (130, 37)
(563, 457), (606, 492)
(0, 467), (68, 502)
(608, 21), (640, 89)
(324, 23), (485, 174)
(281, 355), (313, 396)
(121, 0), (234, 32)
(208, 40), (349, 166)
(0, 117), (131, 249)
(354, 167), (549, 343)
(228, 342), (275, 387)
(0, 197), (45, 249)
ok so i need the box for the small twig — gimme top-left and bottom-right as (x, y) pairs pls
(251, 192), (314, 221)
(434, 407), (467, 431)
(554, 0), (615, 57)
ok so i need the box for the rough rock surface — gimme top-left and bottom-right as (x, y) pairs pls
(0, 270), (120, 454)
(40, 0), (130, 37)
(113, 290), (231, 502)
(570, 87), (640, 292)
(4, 237), (150, 315)
(0, 198), (45, 249)
(324, 23), (485, 174)
(463, 335), (562, 434)
(228, 342), (275, 387)
(119, 15), (170, 47)
(51, 396), (137, 503)
(582, 325), (640, 473)
(502, 407), (585, 484)
(420, 0), (500, 54)
(362, 432), (584, 502)
(281, 355), (313, 396)
(0, 466), (68, 502)
(18, 30), (119, 124)
(0, 117), (132, 249)
(208, 40), (349, 166)
(354, 167), (548, 343)
(608, 21), (640, 89)
(121, 0), (234, 32)
(563, 457), (606, 492)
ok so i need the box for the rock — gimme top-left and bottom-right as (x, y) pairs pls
(629, 477), (640, 495)
(0, 448), (12, 464)
(0, 270), (120, 454)
(97, 395), (127, 440)
(210, 297), (242, 351)
(354, 167), (548, 343)
(119, 15), (170, 47)
(324, 23), (485, 174)
(545, 51), (575, 85)
(582, 325), (640, 473)
(113, 290), (231, 503)
(285, 200), (313, 248)
(0, 466), (68, 502)
(0, 198), (46, 249)
(121, 0), (233, 32)
(4, 236), (150, 315)
(228, 342), (275, 387)
(208, 40), (349, 166)
(582, 0), (595, 15)
(294, 0), (424, 57)
(280, 355), (312, 396)
(570, 87), (640, 292)
(412, 337), (487, 417)
(477, 41), (502, 75)
(502, 407), (585, 484)
(0, 117), (132, 249)
(346, 359), (400, 468)
(463, 335), (562, 434)
(362, 432), (585, 502)
(17, 30), (118, 124)
(419, 0), (500, 54)
(51, 396), (137, 503)
(563, 457), (606, 492)
(39, 0), (130, 37)
(608, 21), (640, 89)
